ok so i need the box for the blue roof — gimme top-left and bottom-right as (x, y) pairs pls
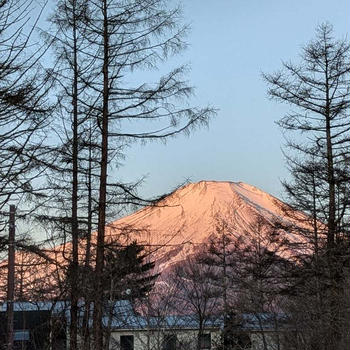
(104, 314), (222, 330)
(99, 302), (285, 331)
(242, 313), (287, 330)
(1, 301), (286, 331)
(0, 301), (68, 313)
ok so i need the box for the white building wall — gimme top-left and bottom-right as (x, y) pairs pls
(109, 328), (221, 350)
(109, 328), (281, 350)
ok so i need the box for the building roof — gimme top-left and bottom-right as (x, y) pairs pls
(0, 301), (68, 313)
(0, 301), (286, 331)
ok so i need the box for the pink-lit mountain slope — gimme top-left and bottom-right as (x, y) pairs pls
(0, 181), (310, 300)
(104, 181), (309, 274)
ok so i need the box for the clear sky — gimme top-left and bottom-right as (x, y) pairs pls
(115, 0), (349, 200)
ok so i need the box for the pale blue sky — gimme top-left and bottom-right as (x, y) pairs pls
(116, 0), (349, 200)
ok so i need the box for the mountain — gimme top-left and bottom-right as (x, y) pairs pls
(104, 180), (307, 274)
(0, 180), (309, 299)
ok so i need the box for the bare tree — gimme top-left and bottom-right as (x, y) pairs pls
(168, 256), (220, 350)
(10, 1), (215, 348)
(65, 1), (216, 348)
(263, 22), (349, 251)
(263, 23), (350, 350)
(0, 0), (53, 228)
(202, 213), (287, 350)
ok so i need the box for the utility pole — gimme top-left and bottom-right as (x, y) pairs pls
(7, 205), (15, 350)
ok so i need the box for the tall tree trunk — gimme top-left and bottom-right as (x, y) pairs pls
(325, 74), (336, 252)
(82, 123), (94, 350)
(324, 42), (340, 350)
(84, 123), (93, 268)
(70, 0), (79, 348)
(7, 205), (15, 350)
(93, 0), (109, 348)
